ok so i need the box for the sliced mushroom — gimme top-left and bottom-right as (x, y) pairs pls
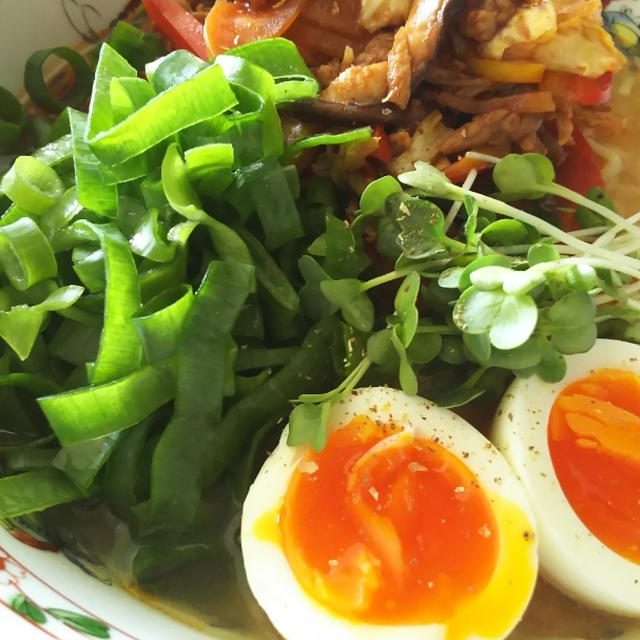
(282, 97), (426, 127)
(404, 0), (462, 79)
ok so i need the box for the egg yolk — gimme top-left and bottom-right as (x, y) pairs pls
(279, 414), (499, 624)
(548, 367), (640, 563)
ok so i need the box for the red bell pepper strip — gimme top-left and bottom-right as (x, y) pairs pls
(539, 70), (613, 106)
(141, 0), (209, 60)
(444, 156), (492, 183)
(555, 125), (604, 195)
(368, 125), (393, 164)
(554, 125), (604, 230)
(10, 527), (58, 551)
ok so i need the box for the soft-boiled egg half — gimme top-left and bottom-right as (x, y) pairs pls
(492, 338), (640, 617)
(242, 386), (538, 640)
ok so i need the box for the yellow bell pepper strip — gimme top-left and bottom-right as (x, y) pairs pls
(467, 58), (546, 84)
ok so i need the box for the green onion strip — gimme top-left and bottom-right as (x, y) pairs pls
(74, 220), (141, 384)
(89, 64), (238, 166)
(146, 260), (255, 531)
(0, 86), (27, 147)
(0, 468), (83, 518)
(38, 359), (177, 446)
(0, 36), (337, 523)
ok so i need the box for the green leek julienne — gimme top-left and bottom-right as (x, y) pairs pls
(46, 219), (144, 486)
(0, 468), (82, 518)
(38, 358), (177, 447)
(0, 155), (65, 215)
(68, 108), (118, 216)
(133, 284), (194, 363)
(0, 34), (345, 528)
(0, 86), (27, 148)
(0, 285), (83, 361)
(73, 221), (141, 385)
(89, 63), (238, 166)
(145, 260), (255, 531)
(24, 47), (93, 113)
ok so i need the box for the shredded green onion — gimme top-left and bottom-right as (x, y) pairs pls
(0, 468), (83, 518)
(285, 126), (373, 158)
(133, 284), (194, 363)
(90, 64), (238, 166)
(38, 359), (177, 446)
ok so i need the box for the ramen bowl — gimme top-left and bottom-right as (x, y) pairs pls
(1, 1), (640, 639)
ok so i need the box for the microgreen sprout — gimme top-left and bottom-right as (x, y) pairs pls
(289, 154), (640, 448)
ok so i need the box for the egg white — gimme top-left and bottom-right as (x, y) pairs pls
(491, 338), (640, 617)
(242, 386), (538, 640)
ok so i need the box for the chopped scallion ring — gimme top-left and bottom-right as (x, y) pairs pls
(0, 155), (65, 214)
(0, 86), (27, 147)
(24, 46), (93, 112)
(0, 217), (58, 290)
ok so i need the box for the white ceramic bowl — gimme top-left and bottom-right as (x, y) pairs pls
(0, 0), (125, 94)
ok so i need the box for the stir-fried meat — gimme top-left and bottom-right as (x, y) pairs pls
(314, 59), (342, 88)
(353, 31), (395, 65)
(320, 61), (390, 103)
(404, 0), (458, 76)
(517, 124), (547, 152)
(553, 96), (574, 146)
(191, 0), (627, 179)
(457, 0), (522, 42)
(423, 61), (499, 96)
(436, 89), (556, 114)
(385, 27), (412, 108)
(574, 105), (627, 141)
(358, 0), (413, 33)
(459, 8), (503, 41)
(389, 129), (413, 154)
(389, 110), (453, 174)
(438, 109), (545, 155)
(470, 0), (556, 59)
(314, 44), (358, 88)
(179, 0), (209, 21)
(341, 45), (355, 69)
(317, 26), (412, 108)
(320, 0), (459, 106)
